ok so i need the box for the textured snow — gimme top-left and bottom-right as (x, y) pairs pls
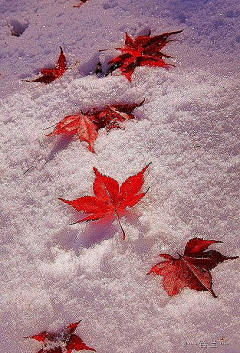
(0, 0), (239, 352)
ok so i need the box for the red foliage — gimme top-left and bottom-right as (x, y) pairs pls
(59, 163), (150, 239)
(28, 321), (96, 352)
(148, 238), (238, 297)
(28, 47), (67, 83)
(108, 30), (183, 81)
(47, 101), (143, 152)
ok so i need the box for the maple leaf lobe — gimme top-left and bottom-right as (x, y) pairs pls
(74, 0), (88, 7)
(29, 331), (49, 342)
(66, 334), (96, 352)
(184, 238), (221, 256)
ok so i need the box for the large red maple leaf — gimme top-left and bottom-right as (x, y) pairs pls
(28, 47), (67, 84)
(59, 163), (150, 239)
(108, 30), (183, 81)
(47, 102), (143, 152)
(28, 321), (96, 353)
(148, 238), (238, 297)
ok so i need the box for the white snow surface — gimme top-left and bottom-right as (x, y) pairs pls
(0, 0), (239, 352)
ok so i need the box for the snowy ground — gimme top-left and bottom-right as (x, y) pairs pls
(0, 0), (239, 352)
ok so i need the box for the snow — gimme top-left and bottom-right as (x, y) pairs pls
(0, 0), (239, 352)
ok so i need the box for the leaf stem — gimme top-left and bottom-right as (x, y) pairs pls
(114, 209), (126, 240)
(23, 165), (34, 174)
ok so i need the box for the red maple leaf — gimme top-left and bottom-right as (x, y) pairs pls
(28, 47), (67, 83)
(89, 101), (143, 131)
(47, 102), (143, 152)
(47, 113), (98, 152)
(28, 320), (96, 352)
(108, 30), (183, 81)
(148, 238), (238, 297)
(59, 163), (150, 239)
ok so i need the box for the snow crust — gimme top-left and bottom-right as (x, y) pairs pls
(0, 0), (239, 352)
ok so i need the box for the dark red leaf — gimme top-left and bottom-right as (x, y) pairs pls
(148, 238), (238, 297)
(28, 47), (67, 84)
(28, 321), (95, 353)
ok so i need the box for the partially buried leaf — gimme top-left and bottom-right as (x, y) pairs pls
(47, 101), (143, 152)
(91, 101), (143, 131)
(27, 47), (67, 84)
(148, 238), (238, 297)
(27, 320), (96, 352)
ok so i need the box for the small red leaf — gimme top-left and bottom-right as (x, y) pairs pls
(28, 321), (95, 353)
(148, 238), (238, 297)
(28, 47), (67, 84)
(66, 334), (96, 352)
